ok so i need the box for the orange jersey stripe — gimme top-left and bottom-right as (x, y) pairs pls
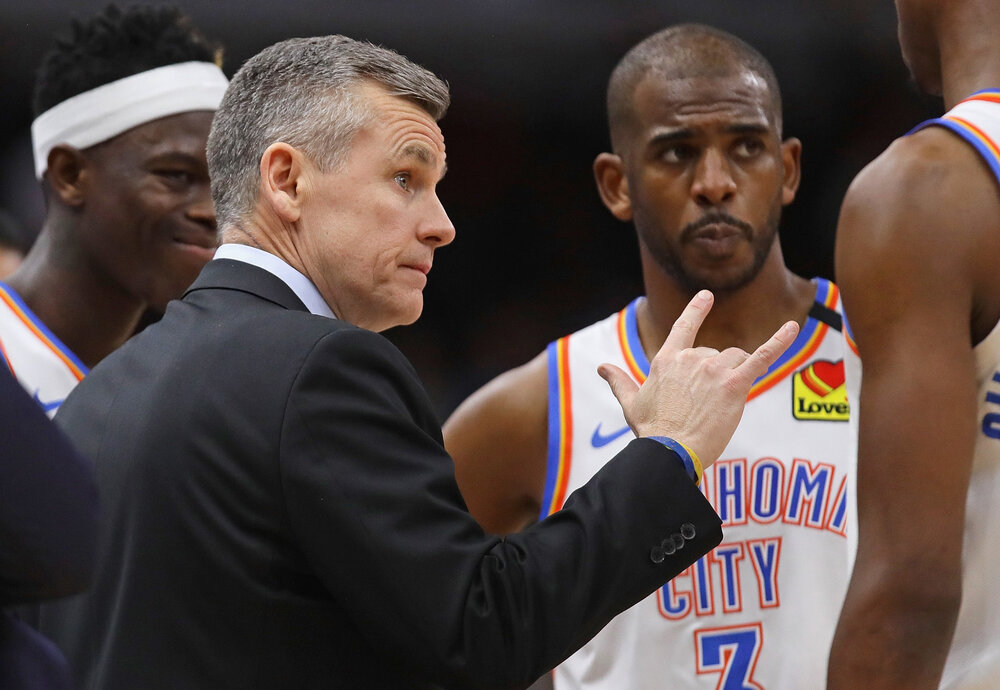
(747, 282), (839, 401)
(617, 307), (646, 383)
(946, 115), (1000, 161)
(845, 329), (859, 357)
(616, 283), (839, 401)
(0, 337), (14, 375)
(547, 337), (574, 513)
(958, 91), (1000, 107)
(749, 323), (828, 401)
(0, 288), (85, 381)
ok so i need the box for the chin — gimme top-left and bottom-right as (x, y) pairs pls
(395, 307), (423, 329)
(368, 302), (423, 332)
(685, 268), (758, 296)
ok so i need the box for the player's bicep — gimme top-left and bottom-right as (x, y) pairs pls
(837, 146), (979, 559)
(853, 340), (977, 545)
(444, 352), (549, 534)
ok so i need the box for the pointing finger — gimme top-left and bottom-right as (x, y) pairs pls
(661, 290), (714, 354)
(735, 320), (800, 383)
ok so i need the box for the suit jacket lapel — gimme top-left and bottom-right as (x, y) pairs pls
(184, 259), (310, 313)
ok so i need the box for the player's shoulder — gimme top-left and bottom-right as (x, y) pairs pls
(469, 308), (626, 403)
(446, 304), (632, 435)
(848, 129), (962, 208)
(841, 127), (997, 249)
(855, 126), (995, 206)
(457, 349), (548, 415)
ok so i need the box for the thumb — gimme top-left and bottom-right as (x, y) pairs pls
(598, 363), (638, 411)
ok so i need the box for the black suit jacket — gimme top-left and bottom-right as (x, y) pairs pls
(41, 259), (722, 689)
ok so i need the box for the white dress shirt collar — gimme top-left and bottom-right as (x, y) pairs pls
(213, 244), (336, 319)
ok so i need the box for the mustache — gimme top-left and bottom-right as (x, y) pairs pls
(680, 212), (754, 242)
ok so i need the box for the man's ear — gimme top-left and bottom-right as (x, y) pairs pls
(259, 142), (305, 223)
(45, 145), (88, 208)
(593, 152), (632, 221)
(780, 137), (803, 206)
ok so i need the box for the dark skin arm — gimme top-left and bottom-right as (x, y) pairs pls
(828, 127), (1000, 688)
(444, 352), (549, 535)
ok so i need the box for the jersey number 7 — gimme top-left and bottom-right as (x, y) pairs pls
(694, 623), (764, 690)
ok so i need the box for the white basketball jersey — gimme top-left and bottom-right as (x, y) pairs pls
(0, 282), (87, 417)
(844, 90), (1000, 690)
(544, 278), (851, 689)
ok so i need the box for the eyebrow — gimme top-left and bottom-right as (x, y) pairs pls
(145, 151), (207, 167)
(399, 143), (448, 180)
(648, 122), (771, 146)
(725, 123), (771, 136)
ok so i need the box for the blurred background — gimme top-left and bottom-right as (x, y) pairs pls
(0, 0), (940, 417)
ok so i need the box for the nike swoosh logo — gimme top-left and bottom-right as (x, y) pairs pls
(32, 390), (65, 413)
(591, 423), (631, 448)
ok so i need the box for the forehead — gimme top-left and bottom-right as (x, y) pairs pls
(631, 69), (776, 135)
(96, 110), (214, 160)
(362, 84), (446, 161)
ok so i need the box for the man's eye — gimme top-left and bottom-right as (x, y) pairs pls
(734, 138), (764, 158)
(156, 170), (193, 183)
(661, 145), (696, 163)
(394, 173), (410, 190)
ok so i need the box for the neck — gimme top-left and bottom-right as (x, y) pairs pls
(938, 1), (1000, 108)
(6, 225), (144, 368)
(637, 244), (815, 359)
(224, 215), (300, 270)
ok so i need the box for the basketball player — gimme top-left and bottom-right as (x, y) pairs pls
(444, 25), (852, 689)
(827, 0), (1000, 687)
(0, 5), (226, 416)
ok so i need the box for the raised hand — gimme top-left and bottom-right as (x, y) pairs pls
(598, 290), (798, 469)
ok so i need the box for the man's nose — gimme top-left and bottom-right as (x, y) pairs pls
(419, 194), (456, 247)
(187, 184), (217, 232)
(690, 149), (737, 207)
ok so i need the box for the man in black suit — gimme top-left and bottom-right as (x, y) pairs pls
(40, 35), (798, 689)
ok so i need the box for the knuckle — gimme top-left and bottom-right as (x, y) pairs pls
(752, 345), (773, 364)
(672, 319), (694, 335)
(670, 349), (692, 365)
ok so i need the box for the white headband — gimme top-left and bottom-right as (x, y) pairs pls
(30, 61), (229, 179)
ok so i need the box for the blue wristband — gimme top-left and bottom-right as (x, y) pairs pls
(647, 436), (702, 486)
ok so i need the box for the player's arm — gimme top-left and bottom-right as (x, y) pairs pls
(444, 352), (549, 534)
(827, 129), (996, 688)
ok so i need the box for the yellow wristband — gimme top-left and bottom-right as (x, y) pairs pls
(647, 436), (703, 486)
(678, 441), (703, 486)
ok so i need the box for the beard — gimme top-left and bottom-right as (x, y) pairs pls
(637, 203), (782, 296)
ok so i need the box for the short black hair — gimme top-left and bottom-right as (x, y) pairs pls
(33, 4), (221, 116)
(607, 24), (783, 152)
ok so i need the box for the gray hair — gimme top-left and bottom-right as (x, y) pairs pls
(207, 35), (450, 229)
